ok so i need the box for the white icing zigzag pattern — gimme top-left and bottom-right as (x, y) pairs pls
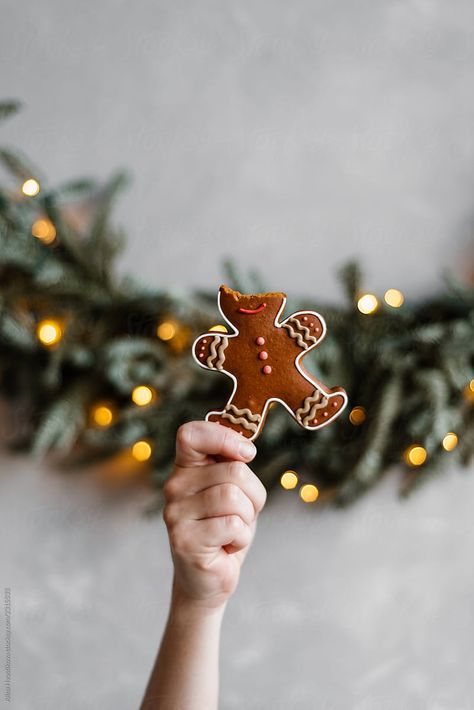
(206, 336), (229, 370)
(295, 389), (329, 426)
(282, 317), (318, 349)
(221, 403), (262, 433)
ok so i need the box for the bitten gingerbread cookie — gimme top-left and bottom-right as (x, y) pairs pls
(192, 284), (348, 441)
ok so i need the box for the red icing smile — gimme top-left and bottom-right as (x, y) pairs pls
(237, 303), (267, 315)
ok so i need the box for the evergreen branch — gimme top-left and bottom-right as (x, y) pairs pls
(1, 105), (474, 511)
(0, 100), (21, 121)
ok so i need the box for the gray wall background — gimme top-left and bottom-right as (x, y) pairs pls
(2, 0), (474, 296)
(1, 1), (474, 708)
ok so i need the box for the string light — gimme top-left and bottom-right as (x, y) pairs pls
(208, 324), (228, 333)
(131, 440), (152, 462)
(157, 321), (176, 341)
(349, 406), (366, 425)
(357, 294), (379, 315)
(280, 470), (298, 490)
(463, 380), (474, 403)
(404, 444), (427, 467)
(36, 319), (62, 347)
(32, 218), (56, 244)
(169, 325), (191, 354)
(442, 432), (458, 452)
(299, 484), (319, 503)
(21, 178), (40, 197)
(131, 385), (155, 406)
(384, 289), (404, 308)
(91, 403), (115, 427)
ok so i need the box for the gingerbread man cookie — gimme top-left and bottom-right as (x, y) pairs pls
(192, 285), (348, 441)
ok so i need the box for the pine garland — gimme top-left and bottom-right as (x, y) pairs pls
(1, 101), (474, 508)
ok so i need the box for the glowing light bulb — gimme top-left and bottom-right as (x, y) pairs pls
(22, 178), (40, 197)
(464, 380), (474, 403)
(280, 470), (298, 490)
(208, 325), (228, 333)
(404, 445), (427, 467)
(36, 319), (62, 346)
(157, 321), (176, 341)
(299, 484), (319, 503)
(132, 440), (152, 462)
(384, 288), (404, 308)
(132, 385), (155, 406)
(349, 406), (366, 425)
(91, 404), (114, 427)
(357, 294), (379, 315)
(32, 218), (56, 244)
(442, 432), (458, 452)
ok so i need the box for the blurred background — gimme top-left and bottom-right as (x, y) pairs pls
(1, 1), (474, 708)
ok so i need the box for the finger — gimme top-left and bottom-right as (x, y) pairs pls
(190, 515), (252, 552)
(224, 518), (257, 555)
(165, 482), (256, 527)
(175, 421), (256, 468)
(164, 460), (267, 515)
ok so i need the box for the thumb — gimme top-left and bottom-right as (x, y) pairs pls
(175, 421), (257, 468)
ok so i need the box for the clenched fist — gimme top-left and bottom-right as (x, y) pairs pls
(163, 421), (267, 611)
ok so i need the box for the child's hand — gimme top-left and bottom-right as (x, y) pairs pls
(163, 421), (267, 611)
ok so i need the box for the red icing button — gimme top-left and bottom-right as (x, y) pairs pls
(262, 365), (272, 375)
(255, 336), (265, 345)
(258, 351), (268, 360)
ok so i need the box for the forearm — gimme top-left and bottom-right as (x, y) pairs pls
(140, 576), (227, 710)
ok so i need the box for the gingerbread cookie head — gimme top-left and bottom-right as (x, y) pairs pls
(192, 284), (348, 441)
(218, 284), (286, 332)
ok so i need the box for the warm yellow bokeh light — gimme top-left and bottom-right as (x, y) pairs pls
(349, 406), (366, 425)
(280, 470), (298, 490)
(36, 319), (62, 346)
(91, 404), (114, 427)
(464, 380), (474, 403)
(32, 218), (56, 244)
(131, 385), (155, 406)
(157, 321), (176, 341)
(404, 444), (427, 467)
(442, 432), (458, 452)
(208, 324), (228, 333)
(22, 178), (40, 197)
(131, 440), (152, 462)
(384, 288), (404, 308)
(357, 294), (379, 315)
(299, 484), (319, 503)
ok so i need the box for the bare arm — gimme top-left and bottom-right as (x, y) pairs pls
(140, 421), (267, 710)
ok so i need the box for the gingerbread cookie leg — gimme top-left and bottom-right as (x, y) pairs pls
(206, 391), (265, 441)
(285, 377), (347, 431)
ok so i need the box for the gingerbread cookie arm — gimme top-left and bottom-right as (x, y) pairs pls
(192, 333), (234, 372)
(279, 311), (326, 352)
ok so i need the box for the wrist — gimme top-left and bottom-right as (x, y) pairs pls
(170, 576), (228, 621)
